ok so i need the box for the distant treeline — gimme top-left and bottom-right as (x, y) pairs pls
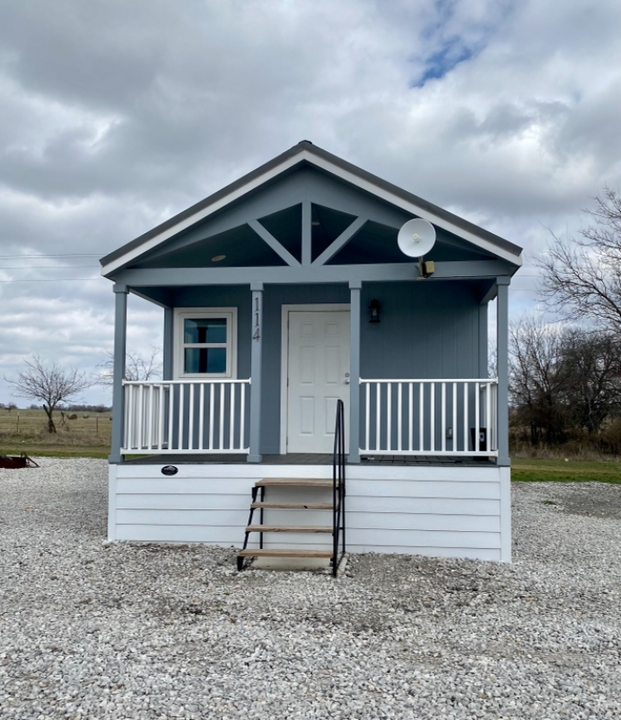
(16, 403), (112, 413)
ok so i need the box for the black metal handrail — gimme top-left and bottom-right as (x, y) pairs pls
(332, 399), (346, 577)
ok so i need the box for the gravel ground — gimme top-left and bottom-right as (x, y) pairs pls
(1, 459), (620, 719)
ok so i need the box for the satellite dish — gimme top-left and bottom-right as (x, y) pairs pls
(397, 219), (436, 258)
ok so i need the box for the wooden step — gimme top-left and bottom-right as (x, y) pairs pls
(245, 525), (332, 534)
(256, 478), (333, 488)
(251, 501), (333, 510)
(238, 549), (333, 559)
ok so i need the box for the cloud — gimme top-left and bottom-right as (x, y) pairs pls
(1, 0), (620, 403)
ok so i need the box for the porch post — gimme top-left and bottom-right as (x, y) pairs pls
(248, 282), (263, 462)
(109, 284), (128, 463)
(348, 281), (361, 463)
(478, 303), (488, 378)
(162, 306), (174, 380)
(496, 278), (510, 466)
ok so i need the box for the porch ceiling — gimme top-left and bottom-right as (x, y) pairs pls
(129, 202), (497, 271)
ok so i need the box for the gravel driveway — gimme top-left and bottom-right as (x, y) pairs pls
(1, 459), (620, 719)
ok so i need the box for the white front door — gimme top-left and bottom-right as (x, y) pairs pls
(285, 309), (350, 453)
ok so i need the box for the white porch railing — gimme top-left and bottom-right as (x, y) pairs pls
(359, 379), (498, 457)
(122, 380), (251, 454)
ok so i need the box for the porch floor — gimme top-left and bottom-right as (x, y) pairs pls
(123, 453), (497, 467)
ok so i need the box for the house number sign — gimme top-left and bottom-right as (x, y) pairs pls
(252, 295), (261, 341)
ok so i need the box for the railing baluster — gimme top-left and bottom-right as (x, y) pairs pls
(126, 384), (134, 450)
(148, 384), (154, 450)
(178, 384), (184, 451)
(365, 382), (370, 452)
(430, 382), (435, 452)
(208, 383), (214, 451)
(375, 382), (381, 451)
(419, 382), (424, 452)
(408, 382), (413, 452)
(157, 385), (164, 451)
(474, 382), (480, 454)
(188, 383), (195, 451)
(137, 384), (144, 450)
(240, 382), (246, 450)
(452, 382), (457, 454)
(486, 381), (491, 453)
(386, 382), (392, 452)
(198, 383), (205, 451)
(441, 382), (446, 453)
(397, 382), (402, 452)
(167, 384), (173, 451)
(463, 382), (468, 452)
(218, 383), (225, 450)
(229, 383), (236, 450)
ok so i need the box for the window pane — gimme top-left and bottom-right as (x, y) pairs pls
(184, 348), (227, 374)
(184, 318), (227, 344)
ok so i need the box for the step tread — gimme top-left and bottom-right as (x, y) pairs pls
(256, 478), (333, 488)
(239, 549), (333, 559)
(251, 501), (333, 510)
(246, 525), (333, 533)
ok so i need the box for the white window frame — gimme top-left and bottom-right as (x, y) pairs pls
(174, 307), (237, 380)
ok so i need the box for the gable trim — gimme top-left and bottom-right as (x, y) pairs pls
(101, 143), (522, 276)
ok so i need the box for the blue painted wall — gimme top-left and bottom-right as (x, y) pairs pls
(168, 280), (484, 454)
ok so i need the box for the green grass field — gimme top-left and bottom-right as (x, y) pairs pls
(511, 458), (621, 483)
(0, 408), (111, 459)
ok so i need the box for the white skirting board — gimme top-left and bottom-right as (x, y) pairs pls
(108, 463), (511, 562)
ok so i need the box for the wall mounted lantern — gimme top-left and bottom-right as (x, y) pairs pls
(368, 299), (381, 323)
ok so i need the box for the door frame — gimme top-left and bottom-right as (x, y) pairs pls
(279, 303), (351, 454)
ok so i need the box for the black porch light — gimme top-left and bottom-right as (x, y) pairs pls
(368, 298), (381, 323)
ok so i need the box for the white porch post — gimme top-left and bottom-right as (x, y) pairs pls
(496, 278), (510, 466)
(349, 281), (361, 463)
(248, 282), (263, 462)
(109, 284), (128, 463)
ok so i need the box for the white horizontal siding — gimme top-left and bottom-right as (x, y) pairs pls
(345, 511), (500, 533)
(109, 463), (511, 562)
(346, 496), (500, 515)
(116, 525), (244, 544)
(117, 493), (251, 510)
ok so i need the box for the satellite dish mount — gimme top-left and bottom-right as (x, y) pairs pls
(397, 219), (437, 278)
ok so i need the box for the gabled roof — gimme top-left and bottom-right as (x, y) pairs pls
(100, 141), (522, 276)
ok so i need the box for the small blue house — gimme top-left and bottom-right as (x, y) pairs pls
(101, 141), (521, 566)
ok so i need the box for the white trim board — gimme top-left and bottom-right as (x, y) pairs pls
(173, 307), (238, 380)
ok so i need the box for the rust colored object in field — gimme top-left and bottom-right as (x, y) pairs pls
(0, 454), (40, 469)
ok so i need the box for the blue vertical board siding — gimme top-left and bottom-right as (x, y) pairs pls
(360, 281), (480, 379)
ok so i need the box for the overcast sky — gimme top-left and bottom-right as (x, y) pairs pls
(2, 0), (621, 405)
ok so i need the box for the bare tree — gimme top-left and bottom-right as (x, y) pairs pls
(560, 329), (621, 433)
(98, 348), (162, 386)
(509, 317), (568, 445)
(5, 357), (92, 433)
(537, 187), (621, 336)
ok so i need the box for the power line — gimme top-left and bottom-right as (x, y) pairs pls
(0, 253), (101, 259)
(0, 278), (103, 283)
(0, 265), (99, 269)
